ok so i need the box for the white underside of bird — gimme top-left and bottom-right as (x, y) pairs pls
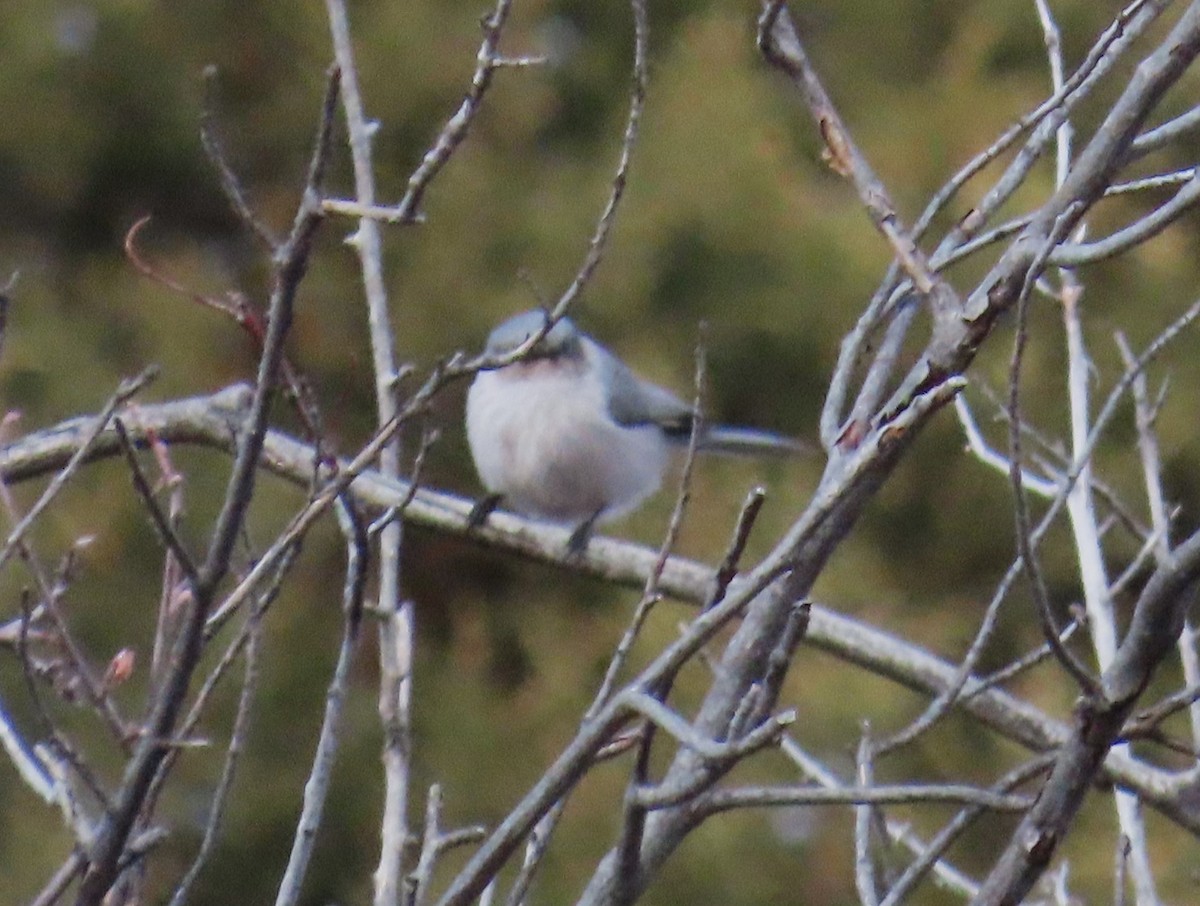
(466, 339), (669, 524)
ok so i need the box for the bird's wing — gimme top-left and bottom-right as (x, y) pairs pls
(595, 343), (694, 436)
(594, 341), (809, 455)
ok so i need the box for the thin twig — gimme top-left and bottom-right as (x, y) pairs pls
(1037, 0), (1162, 886)
(550, 0), (648, 321)
(916, 0), (1162, 249)
(780, 736), (981, 899)
(1052, 172), (1200, 264)
(707, 487), (767, 608)
(758, 2), (960, 339)
(955, 395), (1058, 498)
(201, 65), (279, 249)
(275, 500), (368, 906)
(603, 319), (706, 906)
(847, 294), (921, 431)
(854, 728), (880, 906)
(0, 692), (56, 804)
(167, 619), (263, 906)
(0, 479), (133, 748)
(878, 755), (1056, 906)
(1006, 208), (1100, 692)
(1115, 835), (1132, 906)
(1128, 103), (1200, 158)
(112, 419), (199, 584)
(1107, 167), (1196, 195)
(405, 786), (442, 906)
(1117, 330), (1200, 757)
(619, 690), (793, 766)
(593, 322), (705, 709)
(320, 7), (412, 904)
(142, 423), (188, 687)
(0, 368), (156, 573)
(393, 0), (516, 223)
(929, 0), (1169, 272)
(322, 0), (525, 225)
(29, 852), (85, 906)
(74, 68), (338, 906)
(968, 618), (1083, 698)
(502, 800), (567, 906)
(143, 545), (302, 824)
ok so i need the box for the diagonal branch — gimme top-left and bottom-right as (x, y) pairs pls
(73, 68), (338, 906)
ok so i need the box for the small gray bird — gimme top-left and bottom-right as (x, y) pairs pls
(465, 310), (804, 551)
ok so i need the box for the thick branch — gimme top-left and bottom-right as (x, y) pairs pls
(1, 390), (1188, 822)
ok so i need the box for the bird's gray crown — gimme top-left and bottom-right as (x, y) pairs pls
(485, 310), (581, 358)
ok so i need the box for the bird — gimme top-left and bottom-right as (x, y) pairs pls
(465, 309), (806, 553)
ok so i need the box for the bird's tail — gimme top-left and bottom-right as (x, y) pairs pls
(696, 425), (810, 457)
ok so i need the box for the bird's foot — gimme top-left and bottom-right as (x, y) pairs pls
(565, 508), (604, 559)
(467, 493), (504, 530)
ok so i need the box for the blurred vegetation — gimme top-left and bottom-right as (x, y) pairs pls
(1, 1), (1199, 904)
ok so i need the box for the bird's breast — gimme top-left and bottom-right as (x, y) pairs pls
(466, 367), (669, 523)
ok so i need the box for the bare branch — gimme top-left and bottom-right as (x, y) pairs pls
(782, 736), (982, 900)
(320, 8), (413, 903)
(758, 2), (961, 340)
(918, 0), (1167, 250)
(592, 327), (707, 708)
(405, 786), (486, 906)
(1051, 172), (1200, 265)
(112, 418), (199, 584)
(0, 692), (56, 805)
(707, 487), (767, 608)
(1129, 103), (1200, 158)
(1007, 212), (1100, 693)
(0, 368), (156, 574)
(699, 783), (1031, 815)
(322, 0), (525, 225)
(275, 501), (368, 906)
(879, 755), (1056, 906)
(392, 0), (516, 224)
(200, 65), (280, 249)
(1107, 167), (1196, 195)
(854, 730), (880, 906)
(74, 68), (337, 904)
(2, 388), (1196, 846)
(550, 0), (648, 320)
(955, 395), (1058, 497)
(166, 619), (262, 906)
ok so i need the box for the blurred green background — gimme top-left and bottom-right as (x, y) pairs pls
(1, 1), (1200, 903)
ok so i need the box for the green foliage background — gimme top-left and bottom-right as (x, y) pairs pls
(1, 1), (1199, 903)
